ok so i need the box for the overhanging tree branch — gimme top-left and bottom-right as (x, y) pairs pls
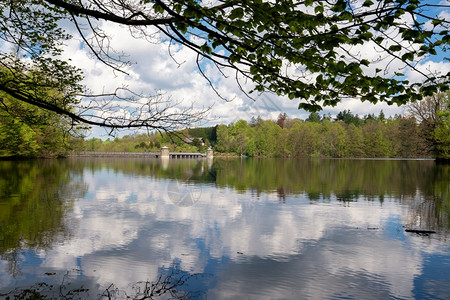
(0, 82), (209, 132)
(0, 0), (448, 127)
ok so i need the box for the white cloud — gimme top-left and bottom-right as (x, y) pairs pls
(406, 60), (450, 83)
(1, 1), (447, 135)
(53, 7), (449, 136)
(2, 160), (449, 298)
(424, 11), (450, 31)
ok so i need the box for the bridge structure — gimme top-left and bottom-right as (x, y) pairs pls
(72, 147), (213, 159)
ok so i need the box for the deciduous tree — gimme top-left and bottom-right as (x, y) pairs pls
(433, 96), (450, 160)
(1, 0), (448, 132)
(407, 92), (450, 157)
(0, 88), (80, 157)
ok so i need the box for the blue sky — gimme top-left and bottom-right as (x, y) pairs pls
(68, 2), (448, 138)
(1, 1), (448, 138)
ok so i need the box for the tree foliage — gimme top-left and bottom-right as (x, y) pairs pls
(0, 84), (84, 157)
(0, 160), (85, 260)
(336, 110), (362, 125)
(210, 110), (435, 158)
(407, 91), (450, 158)
(0, 1), (208, 134)
(0, 0), (448, 133)
(83, 101), (445, 159)
(433, 94), (450, 159)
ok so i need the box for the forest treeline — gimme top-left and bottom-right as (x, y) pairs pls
(1, 158), (448, 257)
(1, 92), (449, 159)
(83, 92), (449, 159)
(214, 112), (431, 158)
(0, 97), (84, 158)
(82, 111), (442, 159)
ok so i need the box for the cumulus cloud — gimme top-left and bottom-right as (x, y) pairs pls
(2, 160), (449, 297)
(16, 171), (424, 297)
(406, 60), (450, 83)
(53, 6), (449, 135)
(424, 11), (450, 31)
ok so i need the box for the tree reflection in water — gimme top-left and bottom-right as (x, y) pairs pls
(0, 158), (448, 299)
(0, 262), (209, 299)
(101, 262), (209, 300)
(0, 159), (87, 277)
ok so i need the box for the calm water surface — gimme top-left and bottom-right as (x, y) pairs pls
(0, 158), (449, 299)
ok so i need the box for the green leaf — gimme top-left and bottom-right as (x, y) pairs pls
(229, 54), (240, 64)
(331, 0), (347, 12)
(374, 36), (384, 44)
(200, 43), (212, 55)
(401, 52), (414, 61)
(153, 3), (164, 14)
(229, 8), (244, 20)
(298, 103), (322, 112)
(359, 32), (373, 40)
(388, 45), (402, 52)
(405, 4), (417, 11)
(340, 11), (353, 21)
(431, 19), (443, 27)
(360, 59), (370, 66)
(177, 22), (188, 34)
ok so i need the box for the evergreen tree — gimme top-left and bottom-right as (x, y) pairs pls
(306, 112), (321, 123)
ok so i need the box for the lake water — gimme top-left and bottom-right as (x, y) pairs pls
(0, 158), (449, 299)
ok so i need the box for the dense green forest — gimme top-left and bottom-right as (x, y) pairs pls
(82, 92), (449, 159)
(1, 92), (448, 159)
(213, 113), (430, 158)
(0, 79), (84, 158)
